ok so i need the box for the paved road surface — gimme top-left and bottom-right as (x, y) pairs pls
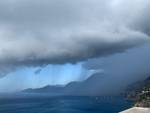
(120, 107), (150, 113)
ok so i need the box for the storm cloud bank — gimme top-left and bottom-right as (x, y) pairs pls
(0, 0), (150, 76)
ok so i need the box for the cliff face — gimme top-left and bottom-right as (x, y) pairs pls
(124, 76), (150, 107)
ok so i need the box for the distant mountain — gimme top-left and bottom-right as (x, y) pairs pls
(23, 85), (64, 94)
(22, 72), (108, 96)
(125, 76), (150, 95)
(23, 74), (150, 100)
(124, 76), (150, 107)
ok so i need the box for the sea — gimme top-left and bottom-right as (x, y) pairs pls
(0, 94), (133, 113)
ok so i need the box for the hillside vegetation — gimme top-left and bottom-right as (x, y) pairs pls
(125, 76), (150, 107)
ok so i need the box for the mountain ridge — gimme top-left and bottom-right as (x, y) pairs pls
(22, 73), (109, 96)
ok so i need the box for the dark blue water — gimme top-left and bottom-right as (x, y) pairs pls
(0, 96), (132, 113)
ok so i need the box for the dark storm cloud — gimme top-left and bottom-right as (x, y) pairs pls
(34, 68), (42, 75)
(82, 43), (150, 94)
(0, 0), (150, 76)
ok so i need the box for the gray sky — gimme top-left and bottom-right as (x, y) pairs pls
(0, 0), (150, 93)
